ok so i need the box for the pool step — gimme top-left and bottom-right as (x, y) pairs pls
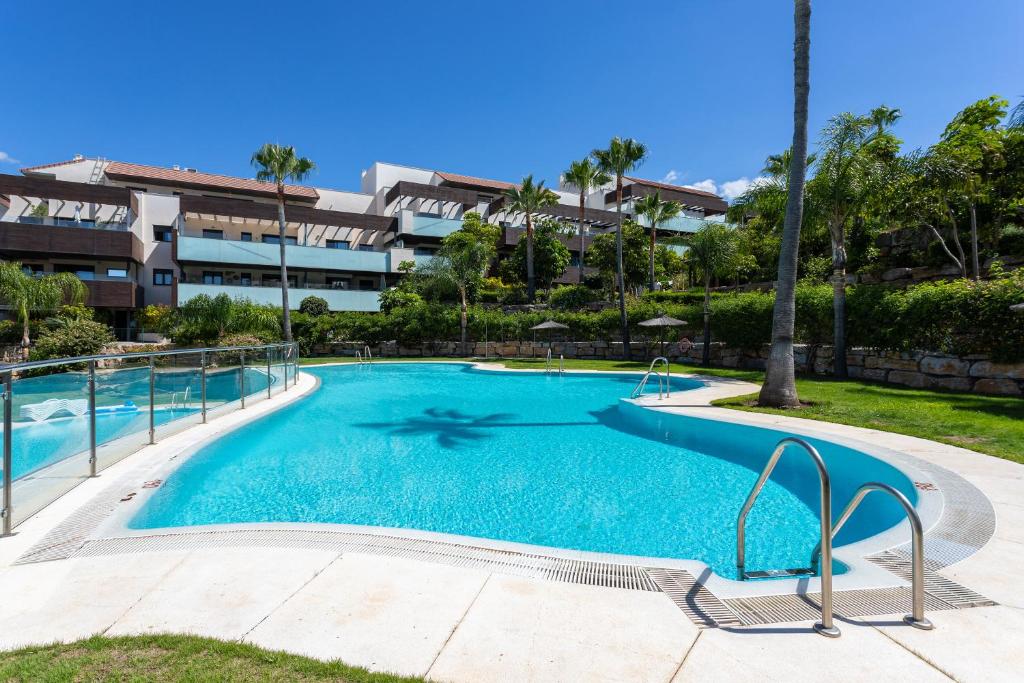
(742, 567), (816, 580)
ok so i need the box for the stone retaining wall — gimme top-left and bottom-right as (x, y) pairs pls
(309, 341), (1024, 396)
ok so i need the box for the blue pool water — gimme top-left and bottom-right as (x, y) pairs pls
(130, 364), (916, 579)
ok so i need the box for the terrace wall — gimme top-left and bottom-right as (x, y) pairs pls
(307, 341), (1024, 396)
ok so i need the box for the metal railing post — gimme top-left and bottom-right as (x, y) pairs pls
(293, 343), (299, 386)
(266, 348), (272, 399)
(88, 361), (97, 477)
(148, 355), (156, 444)
(240, 351), (246, 408)
(2, 371), (12, 536)
(200, 351), (207, 423)
(282, 346), (288, 392)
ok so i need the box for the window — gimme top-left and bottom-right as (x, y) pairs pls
(263, 275), (297, 287)
(239, 272), (252, 286)
(202, 229), (223, 240)
(240, 232), (253, 242)
(262, 233), (297, 245)
(357, 245), (375, 252)
(21, 264), (44, 276)
(326, 240), (350, 250)
(153, 269), (173, 286)
(413, 247), (436, 256)
(326, 277), (349, 289)
(202, 271), (224, 285)
(106, 268), (128, 279)
(55, 264), (95, 280)
(153, 226), (173, 242)
(78, 219), (96, 227)
(358, 280), (376, 291)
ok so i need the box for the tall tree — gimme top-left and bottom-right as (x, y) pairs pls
(687, 223), (738, 366)
(503, 175), (559, 302)
(758, 0), (811, 408)
(499, 219), (571, 289)
(251, 143), (316, 341)
(593, 137), (648, 359)
(634, 192), (683, 291)
(809, 110), (893, 378)
(0, 261), (87, 359)
(420, 231), (494, 354)
(561, 158), (611, 283)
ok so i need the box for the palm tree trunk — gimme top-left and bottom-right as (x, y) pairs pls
(20, 305), (30, 361)
(969, 202), (980, 280)
(615, 178), (630, 360)
(276, 189), (293, 342)
(648, 225), (657, 291)
(830, 219), (848, 379)
(702, 273), (712, 366)
(460, 286), (468, 356)
(758, 0), (810, 408)
(526, 213), (536, 303)
(578, 193), (586, 284)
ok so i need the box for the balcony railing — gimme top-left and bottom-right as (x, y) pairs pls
(635, 214), (709, 233)
(4, 216), (129, 232)
(401, 213), (463, 238)
(177, 282), (382, 312)
(176, 235), (390, 273)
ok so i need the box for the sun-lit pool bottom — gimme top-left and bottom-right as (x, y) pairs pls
(128, 364), (917, 580)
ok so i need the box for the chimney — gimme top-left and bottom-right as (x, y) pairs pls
(73, 154), (84, 160)
(173, 165), (180, 171)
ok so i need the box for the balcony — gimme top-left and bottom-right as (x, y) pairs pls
(0, 219), (143, 262)
(177, 283), (382, 312)
(85, 279), (143, 308)
(399, 212), (463, 238)
(176, 235), (389, 273)
(4, 216), (129, 231)
(635, 214), (709, 234)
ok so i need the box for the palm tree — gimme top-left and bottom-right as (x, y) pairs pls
(561, 159), (611, 284)
(759, 0), (811, 408)
(251, 143), (316, 342)
(175, 293), (280, 343)
(420, 232), (494, 354)
(593, 137), (648, 359)
(503, 175), (559, 302)
(0, 261), (87, 359)
(634, 192), (683, 291)
(687, 223), (737, 366)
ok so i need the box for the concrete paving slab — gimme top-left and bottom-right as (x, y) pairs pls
(244, 553), (489, 678)
(107, 547), (337, 641)
(673, 620), (953, 683)
(0, 552), (188, 649)
(427, 574), (697, 683)
(859, 605), (1024, 683)
(940, 539), (1024, 609)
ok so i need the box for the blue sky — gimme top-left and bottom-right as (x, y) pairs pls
(2, 0), (1022, 200)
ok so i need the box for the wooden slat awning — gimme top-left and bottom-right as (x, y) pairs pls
(489, 197), (620, 227)
(384, 181), (478, 207)
(604, 183), (728, 215)
(179, 194), (396, 232)
(0, 173), (131, 206)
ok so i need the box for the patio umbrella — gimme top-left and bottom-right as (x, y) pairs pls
(530, 320), (570, 357)
(1011, 303), (1024, 314)
(638, 314), (688, 356)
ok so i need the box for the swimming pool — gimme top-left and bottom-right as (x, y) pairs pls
(129, 364), (917, 580)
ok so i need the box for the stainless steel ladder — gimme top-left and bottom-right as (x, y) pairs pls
(630, 357), (670, 399)
(811, 482), (934, 631)
(545, 349), (564, 374)
(356, 346), (373, 364)
(737, 437), (840, 637)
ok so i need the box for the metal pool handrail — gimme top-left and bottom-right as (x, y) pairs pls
(736, 436), (839, 638)
(1, 341), (299, 536)
(630, 357), (670, 399)
(810, 482), (934, 631)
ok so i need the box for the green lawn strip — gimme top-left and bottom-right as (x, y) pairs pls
(715, 377), (1024, 465)
(0, 634), (423, 682)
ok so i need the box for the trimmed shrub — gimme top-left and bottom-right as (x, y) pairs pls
(548, 284), (597, 311)
(298, 295), (329, 316)
(29, 319), (115, 362)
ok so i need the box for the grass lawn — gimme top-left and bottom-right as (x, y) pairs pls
(0, 635), (423, 682)
(300, 355), (1024, 463)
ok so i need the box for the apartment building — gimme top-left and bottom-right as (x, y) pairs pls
(0, 156), (727, 338)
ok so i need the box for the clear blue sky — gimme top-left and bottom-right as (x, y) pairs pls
(2, 0), (1021, 200)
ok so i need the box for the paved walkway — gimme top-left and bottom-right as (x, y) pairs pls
(0, 367), (1021, 682)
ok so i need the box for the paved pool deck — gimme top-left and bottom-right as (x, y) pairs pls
(0, 365), (1021, 682)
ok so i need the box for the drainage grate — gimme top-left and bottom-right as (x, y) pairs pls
(725, 587), (956, 627)
(647, 568), (741, 628)
(867, 551), (995, 609)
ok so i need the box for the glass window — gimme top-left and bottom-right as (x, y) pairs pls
(22, 264), (44, 276)
(239, 272), (252, 286)
(153, 269), (173, 286)
(240, 232), (253, 242)
(54, 264), (95, 280)
(153, 226), (173, 242)
(202, 271), (224, 285)
(262, 234), (297, 245)
(326, 277), (349, 289)
(413, 247), (436, 256)
(202, 229), (223, 240)
(326, 240), (350, 250)
(106, 268), (128, 278)
(358, 280), (376, 291)
(357, 245), (375, 252)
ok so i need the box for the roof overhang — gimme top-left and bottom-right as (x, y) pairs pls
(180, 194), (396, 232)
(0, 173), (131, 206)
(605, 182), (728, 215)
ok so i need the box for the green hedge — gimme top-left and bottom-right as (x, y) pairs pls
(288, 274), (1024, 361)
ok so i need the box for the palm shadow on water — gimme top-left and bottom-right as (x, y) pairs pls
(354, 407), (597, 449)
